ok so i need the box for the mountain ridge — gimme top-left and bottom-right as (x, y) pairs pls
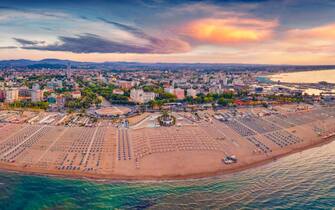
(1, 59), (335, 72)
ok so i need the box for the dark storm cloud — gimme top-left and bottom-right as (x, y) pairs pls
(18, 34), (151, 53)
(98, 18), (155, 41)
(98, 18), (146, 36)
(98, 18), (191, 53)
(13, 16), (190, 54)
(14, 33), (190, 54)
(13, 38), (45, 46)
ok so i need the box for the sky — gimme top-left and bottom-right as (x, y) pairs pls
(0, 0), (335, 64)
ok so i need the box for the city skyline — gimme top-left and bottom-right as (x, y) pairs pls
(1, 0), (335, 64)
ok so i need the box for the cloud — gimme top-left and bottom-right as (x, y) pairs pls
(98, 18), (151, 40)
(0, 46), (17, 49)
(160, 2), (258, 18)
(14, 33), (190, 54)
(5, 7), (191, 54)
(275, 23), (335, 55)
(13, 38), (45, 46)
(99, 18), (191, 53)
(287, 23), (335, 40)
(4, 1), (335, 64)
(0, 7), (70, 21)
(182, 17), (277, 45)
(284, 45), (335, 53)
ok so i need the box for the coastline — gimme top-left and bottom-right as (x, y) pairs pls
(0, 136), (333, 182)
(265, 69), (335, 84)
(0, 105), (334, 183)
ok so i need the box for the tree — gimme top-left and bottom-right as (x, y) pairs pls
(161, 110), (169, 117)
(218, 98), (229, 106)
(204, 96), (214, 103)
(44, 91), (51, 98)
(9, 101), (49, 110)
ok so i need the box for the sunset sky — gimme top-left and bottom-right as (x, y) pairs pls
(1, 0), (335, 64)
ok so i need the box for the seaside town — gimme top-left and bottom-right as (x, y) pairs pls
(2, 0), (335, 208)
(0, 63), (334, 179)
(1, 64), (334, 116)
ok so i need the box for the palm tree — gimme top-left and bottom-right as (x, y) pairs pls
(161, 110), (169, 118)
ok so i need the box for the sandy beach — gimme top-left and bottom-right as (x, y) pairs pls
(267, 69), (335, 84)
(0, 105), (334, 181)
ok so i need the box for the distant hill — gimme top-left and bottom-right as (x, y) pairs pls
(0, 59), (90, 69)
(0, 59), (335, 72)
(0, 59), (37, 66)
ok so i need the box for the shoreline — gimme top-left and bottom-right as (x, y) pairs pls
(0, 136), (333, 183)
(264, 69), (335, 84)
(0, 104), (334, 183)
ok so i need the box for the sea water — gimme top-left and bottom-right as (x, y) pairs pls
(0, 140), (334, 209)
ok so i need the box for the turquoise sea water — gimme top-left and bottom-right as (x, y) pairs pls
(256, 76), (272, 83)
(0, 141), (334, 209)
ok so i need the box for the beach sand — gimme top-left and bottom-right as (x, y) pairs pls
(0, 105), (334, 181)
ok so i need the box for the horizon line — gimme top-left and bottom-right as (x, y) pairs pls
(1, 58), (335, 66)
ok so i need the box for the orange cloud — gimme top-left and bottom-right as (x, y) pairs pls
(280, 23), (335, 56)
(287, 24), (335, 40)
(183, 18), (277, 45)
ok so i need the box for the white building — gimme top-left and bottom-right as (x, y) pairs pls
(130, 89), (155, 104)
(32, 83), (40, 91)
(47, 79), (63, 89)
(31, 89), (43, 102)
(71, 91), (81, 99)
(187, 88), (197, 98)
(31, 83), (43, 102)
(222, 77), (228, 86)
(209, 87), (219, 94)
(232, 78), (244, 86)
(112, 89), (124, 95)
(164, 87), (175, 94)
(5, 88), (19, 103)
